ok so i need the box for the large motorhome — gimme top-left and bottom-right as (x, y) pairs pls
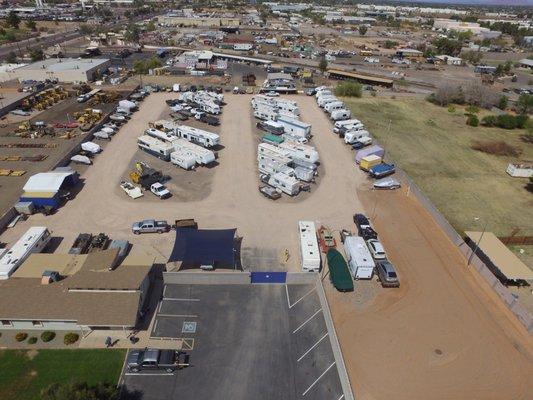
(0, 227), (51, 279)
(172, 138), (216, 165)
(276, 116), (311, 138)
(298, 221), (321, 272)
(175, 125), (220, 148)
(344, 236), (375, 279)
(279, 141), (320, 164)
(137, 135), (173, 161)
(268, 171), (300, 196)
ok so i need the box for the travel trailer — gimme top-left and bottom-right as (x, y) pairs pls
(175, 125), (220, 148)
(344, 236), (375, 279)
(170, 149), (197, 170)
(137, 135), (173, 161)
(268, 171), (300, 196)
(298, 221), (321, 272)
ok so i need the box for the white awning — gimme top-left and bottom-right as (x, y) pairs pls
(23, 172), (73, 193)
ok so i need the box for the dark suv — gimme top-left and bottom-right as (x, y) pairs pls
(353, 213), (378, 240)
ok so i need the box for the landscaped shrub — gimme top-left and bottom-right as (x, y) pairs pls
(28, 337), (37, 345)
(15, 332), (28, 342)
(481, 115), (497, 127)
(471, 140), (521, 157)
(480, 114), (529, 129)
(466, 114), (479, 127)
(63, 333), (79, 345)
(41, 331), (56, 342)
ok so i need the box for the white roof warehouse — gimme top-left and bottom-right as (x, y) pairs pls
(1, 58), (111, 83)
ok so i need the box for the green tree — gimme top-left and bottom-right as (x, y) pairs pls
(318, 57), (328, 73)
(28, 48), (44, 62)
(498, 95), (508, 110)
(124, 25), (140, 43)
(79, 24), (94, 35)
(433, 37), (462, 56)
(25, 19), (37, 31)
(516, 94), (533, 115)
(358, 25), (368, 36)
(7, 11), (21, 29)
(335, 81), (362, 98)
(466, 114), (479, 127)
(5, 51), (17, 64)
(41, 382), (119, 400)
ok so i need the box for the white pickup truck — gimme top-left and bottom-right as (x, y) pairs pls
(150, 183), (171, 199)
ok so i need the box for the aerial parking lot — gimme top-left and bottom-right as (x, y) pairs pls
(122, 283), (345, 400)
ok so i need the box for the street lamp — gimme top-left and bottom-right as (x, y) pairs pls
(467, 217), (488, 266)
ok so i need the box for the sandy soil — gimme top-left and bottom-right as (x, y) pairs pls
(325, 187), (533, 400)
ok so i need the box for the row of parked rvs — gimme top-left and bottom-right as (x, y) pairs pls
(314, 87), (351, 121)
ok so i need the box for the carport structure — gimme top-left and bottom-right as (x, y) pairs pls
(122, 273), (353, 400)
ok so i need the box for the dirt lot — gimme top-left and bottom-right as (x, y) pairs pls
(325, 185), (533, 400)
(0, 93), (367, 272)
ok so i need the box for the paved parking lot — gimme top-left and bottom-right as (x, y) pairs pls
(121, 284), (345, 400)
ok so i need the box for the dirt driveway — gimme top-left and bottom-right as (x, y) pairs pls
(325, 187), (533, 400)
(0, 93), (367, 271)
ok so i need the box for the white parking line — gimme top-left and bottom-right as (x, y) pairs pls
(293, 309), (322, 334)
(297, 332), (328, 362)
(124, 372), (174, 376)
(163, 285), (167, 297)
(290, 287), (316, 309)
(163, 298), (200, 301)
(285, 284), (291, 308)
(153, 319), (159, 333)
(337, 394), (345, 400)
(302, 362), (336, 396)
(157, 301), (162, 313)
(157, 314), (198, 318)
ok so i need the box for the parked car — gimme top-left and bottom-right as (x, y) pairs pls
(132, 219), (171, 234)
(367, 238), (387, 260)
(305, 88), (316, 96)
(375, 261), (400, 288)
(265, 91), (280, 97)
(373, 178), (401, 190)
(259, 185), (281, 200)
(150, 183), (171, 199)
(353, 213), (370, 232)
(126, 348), (189, 373)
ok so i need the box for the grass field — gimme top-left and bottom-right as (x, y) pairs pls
(344, 96), (533, 265)
(0, 349), (126, 400)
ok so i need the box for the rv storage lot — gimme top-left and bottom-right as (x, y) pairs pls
(0, 94), (532, 400)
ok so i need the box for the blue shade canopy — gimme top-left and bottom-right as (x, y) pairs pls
(168, 228), (236, 267)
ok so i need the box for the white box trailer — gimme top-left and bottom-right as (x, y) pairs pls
(276, 116), (311, 138)
(294, 166), (315, 182)
(137, 135), (173, 161)
(175, 125), (220, 148)
(298, 221), (321, 272)
(268, 171), (300, 196)
(344, 236), (375, 279)
(324, 101), (345, 114)
(170, 149), (197, 170)
(172, 138), (216, 165)
(258, 142), (292, 164)
(317, 96), (338, 108)
(0, 227), (51, 279)
(279, 141), (320, 164)
(331, 108), (351, 121)
(333, 118), (361, 133)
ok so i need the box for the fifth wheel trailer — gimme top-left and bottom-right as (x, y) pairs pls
(279, 141), (319, 164)
(276, 116), (311, 138)
(0, 227), (51, 279)
(175, 125), (220, 148)
(137, 135), (173, 161)
(171, 138), (216, 165)
(298, 221), (321, 272)
(344, 236), (375, 279)
(268, 171), (300, 196)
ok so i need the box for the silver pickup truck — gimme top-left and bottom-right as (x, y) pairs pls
(132, 219), (171, 234)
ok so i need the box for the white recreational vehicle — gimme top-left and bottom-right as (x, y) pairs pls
(330, 108), (351, 121)
(0, 227), (51, 279)
(276, 116), (311, 138)
(268, 171), (300, 196)
(298, 221), (321, 272)
(137, 135), (173, 161)
(175, 125), (220, 148)
(257, 120), (285, 135)
(279, 141), (320, 164)
(324, 101), (345, 114)
(172, 138), (216, 165)
(252, 96), (300, 116)
(258, 159), (292, 175)
(257, 143), (292, 164)
(344, 236), (375, 279)
(344, 130), (371, 144)
(170, 149), (197, 170)
(333, 118), (361, 133)
(317, 96), (338, 108)
(294, 166), (315, 182)
(315, 89), (332, 99)
(145, 127), (178, 143)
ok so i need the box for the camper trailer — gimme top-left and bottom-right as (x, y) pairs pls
(175, 125), (220, 148)
(137, 135), (173, 161)
(258, 142), (292, 164)
(294, 166), (315, 182)
(276, 117), (311, 138)
(145, 128), (178, 143)
(333, 119), (361, 134)
(268, 171), (300, 196)
(324, 101), (345, 114)
(344, 130), (371, 144)
(258, 158), (292, 176)
(344, 236), (375, 279)
(172, 138), (216, 165)
(279, 141), (320, 164)
(330, 108), (351, 121)
(0, 227), (51, 279)
(298, 221), (321, 272)
(170, 149), (197, 170)
(257, 120), (285, 135)
(317, 96), (338, 108)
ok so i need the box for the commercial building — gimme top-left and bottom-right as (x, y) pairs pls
(2, 58), (111, 83)
(160, 14), (240, 27)
(0, 249), (154, 332)
(327, 69), (394, 88)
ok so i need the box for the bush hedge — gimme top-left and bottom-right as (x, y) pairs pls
(63, 333), (79, 345)
(41, 331), (56, 342)
(480, 114), (528, 129)
(466, 114), (479, 127)
(15, 332), (28, 342)
(334, 81), (362, 98)
(28, 337), (37, 345)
